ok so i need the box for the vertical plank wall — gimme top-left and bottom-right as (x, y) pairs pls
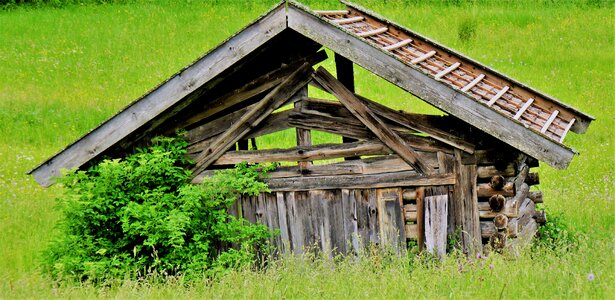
(238, 188), (406, 254)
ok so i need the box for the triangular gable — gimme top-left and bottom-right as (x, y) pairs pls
(30, 0), (594, 187)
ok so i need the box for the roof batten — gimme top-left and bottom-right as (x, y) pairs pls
(411, 50), (436, 64)
(487, 86), (509, 107)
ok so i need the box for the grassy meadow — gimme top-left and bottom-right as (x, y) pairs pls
(0, 0), (613, 298)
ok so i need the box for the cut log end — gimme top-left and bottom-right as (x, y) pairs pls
(526, 172), (540, 186)
(528, 191), (543, 203)
(489, 231), (507, 251)
(534, 210), (547, 224)
(489, 175), (505, 190)
(488, 194), (506, 212)
(494, 213), (509, 230)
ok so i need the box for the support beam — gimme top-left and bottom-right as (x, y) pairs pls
(313, 67), (432, 174)
(192, 63), (314, 176)
(334, 53), (360, 160)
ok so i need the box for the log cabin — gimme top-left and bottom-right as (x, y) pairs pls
(29, 1), (594, 256)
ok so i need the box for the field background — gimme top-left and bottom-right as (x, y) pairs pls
(0, 0), (613, 298)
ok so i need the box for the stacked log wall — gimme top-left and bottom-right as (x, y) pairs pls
(473, 151), (545, 251)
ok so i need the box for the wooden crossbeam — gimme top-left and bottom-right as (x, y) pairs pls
(461, 74), (485, 92)
(411, 50), (436, 64)
(514, 98), (534, 120)
(263, 171), (455, 191)
(434, 62), (460, 79)
(487, 86), (509, 106)
(333, 16), (364, 25)
(211, 140), (390, 166)
(541, 110), (559, 133)
(313, 67), (432, 174)
(383, 38), (412, 51)
(357, 27), (388, 37)
(191, 62), (315, 176)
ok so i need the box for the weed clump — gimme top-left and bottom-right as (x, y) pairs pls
(533, 210), (581, 253)
(42, 136), (274, 283)
(458, 18), (477, 44)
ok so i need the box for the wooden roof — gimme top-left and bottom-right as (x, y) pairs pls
(29, 1), (593, 187)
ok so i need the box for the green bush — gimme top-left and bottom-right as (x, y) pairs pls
(533, 210), (581, 253)
(42, 136), (274, 282)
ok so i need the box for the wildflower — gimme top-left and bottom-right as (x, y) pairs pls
(587, 273), (595, 281)
(489, 264), (494, 269)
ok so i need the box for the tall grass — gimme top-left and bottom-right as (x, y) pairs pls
(0, 0), (613, 298)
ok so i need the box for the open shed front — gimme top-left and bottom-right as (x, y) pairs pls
(29, 1), (592, 256)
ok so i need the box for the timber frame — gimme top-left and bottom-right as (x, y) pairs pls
(29, 1), (593, 255)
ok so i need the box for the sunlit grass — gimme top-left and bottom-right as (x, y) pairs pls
(0, 0), (613, 298)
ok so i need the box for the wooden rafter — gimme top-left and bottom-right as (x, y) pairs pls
(313, 67), (433, 174)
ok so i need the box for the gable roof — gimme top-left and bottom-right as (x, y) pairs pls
(29, 0), (593, 187)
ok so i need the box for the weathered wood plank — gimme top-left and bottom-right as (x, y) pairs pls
(452, 149), (481, 254)
(313, 67), (432, 174)
(263, 155), (427, 178)
(212, 140), (390, 165)
(287, 5), (577, 169)
(285, 192), (305, 254)
(377, 188), (405, 252)
(191, 63), (314, 177)
(367, 189), (380, 245)
(342, 189), (360, 253)
(263, 171), (456, 192)
(424, 194), (448, 258)
(416, 187), (425, 251)
(30, 5), (288, 187)
(276, 192), (290, 253)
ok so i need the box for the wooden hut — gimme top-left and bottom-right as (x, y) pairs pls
(29, 1), (594, 255)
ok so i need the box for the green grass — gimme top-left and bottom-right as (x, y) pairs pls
(0, 0), (613, 298)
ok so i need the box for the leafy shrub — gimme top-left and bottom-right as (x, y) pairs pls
(42, 136), (274, 282)
(533, 210), (580, 253)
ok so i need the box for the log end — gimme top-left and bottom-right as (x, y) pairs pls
(494, 213), (509, 230)
(488, 194), (506, 212)
(534, 210), (547, 224)
(526, 172), (540, 186)
(489, 231), (507, 251)
(490, 175), (505, 190)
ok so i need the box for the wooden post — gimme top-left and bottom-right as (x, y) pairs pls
(452, 149), (482, 254)
(335, 53), (360, 160)
(294, 86), (312, 169)
(416, 187), (425, 252)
